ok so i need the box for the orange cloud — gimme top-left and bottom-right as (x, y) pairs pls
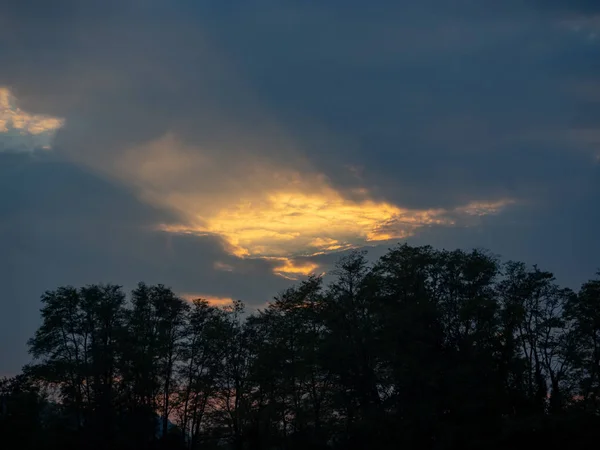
(158, 192), (515, 280)
(158, 188), (459, 259)
(269, 258), (321, 280)
(40, 123), (515, 277)
(179, 293), (234, 307)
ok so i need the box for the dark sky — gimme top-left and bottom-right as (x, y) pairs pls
(1, 0), (599, 375)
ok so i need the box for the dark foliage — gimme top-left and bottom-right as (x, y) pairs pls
(2, 245), (600, 449)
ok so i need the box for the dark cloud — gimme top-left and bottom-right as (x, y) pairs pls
(530, 0), (600, 14)
(201, 2), (599, 209)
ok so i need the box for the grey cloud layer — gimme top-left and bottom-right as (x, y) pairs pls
(202, 2), (600, 208)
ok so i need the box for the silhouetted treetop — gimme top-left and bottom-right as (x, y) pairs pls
(3, 244), (600, 450)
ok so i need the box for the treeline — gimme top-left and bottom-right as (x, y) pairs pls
(2, 244), (600, 449)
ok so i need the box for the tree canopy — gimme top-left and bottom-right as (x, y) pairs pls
(2, 244), (600, 449)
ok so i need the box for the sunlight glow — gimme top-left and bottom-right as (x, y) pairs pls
(110, 134), (516, 278)
(158, 188), (456, 260)
(179, 293), (234, 307)
(269, 258), (321, 280)
(158, 190), (514, 278)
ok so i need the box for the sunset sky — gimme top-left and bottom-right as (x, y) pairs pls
(1, 0), (599, 374)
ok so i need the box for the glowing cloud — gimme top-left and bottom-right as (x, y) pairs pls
(179, 293), (234, 307)
(158, 188), (457, 259)
(0, 88), (64, 152)
(269, 258), (322, 280)
(53, 128), (516, 278)
(159, 184), (514, 281)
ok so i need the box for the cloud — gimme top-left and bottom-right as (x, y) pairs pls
(269, 258), (321, 280)
(1, 77), (510, 278)
(119, 134), (514, 276)
(156, 180), (459, 258)
(0, 88), (64, 152)
(179, 293), (236, 307)
(196, 0), (599, 212)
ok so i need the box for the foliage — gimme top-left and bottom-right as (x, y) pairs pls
(3, 245), (600, 449)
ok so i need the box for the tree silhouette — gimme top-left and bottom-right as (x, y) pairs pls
(6, 244), (600, 449)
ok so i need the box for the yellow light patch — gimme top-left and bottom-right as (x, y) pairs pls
(269, 258), (321, 280)
(159, 188), (456, 260)
(112, 133), (516, 278)
(179, 293), (234, 307)
(104, 134), (516, 278)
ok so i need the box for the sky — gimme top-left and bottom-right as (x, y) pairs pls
(1, 0), (599, 374)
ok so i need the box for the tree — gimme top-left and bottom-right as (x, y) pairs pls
(0, 374), (47, 448)
(245, 276), (331, 449)
(16, 246), (600, 449)
(28, 286), (88, 428)
(565, 273), (600, 412)
(79, 284), (126, 446)
(210, 301), (252, 450)
(175, 298), (227, 448)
